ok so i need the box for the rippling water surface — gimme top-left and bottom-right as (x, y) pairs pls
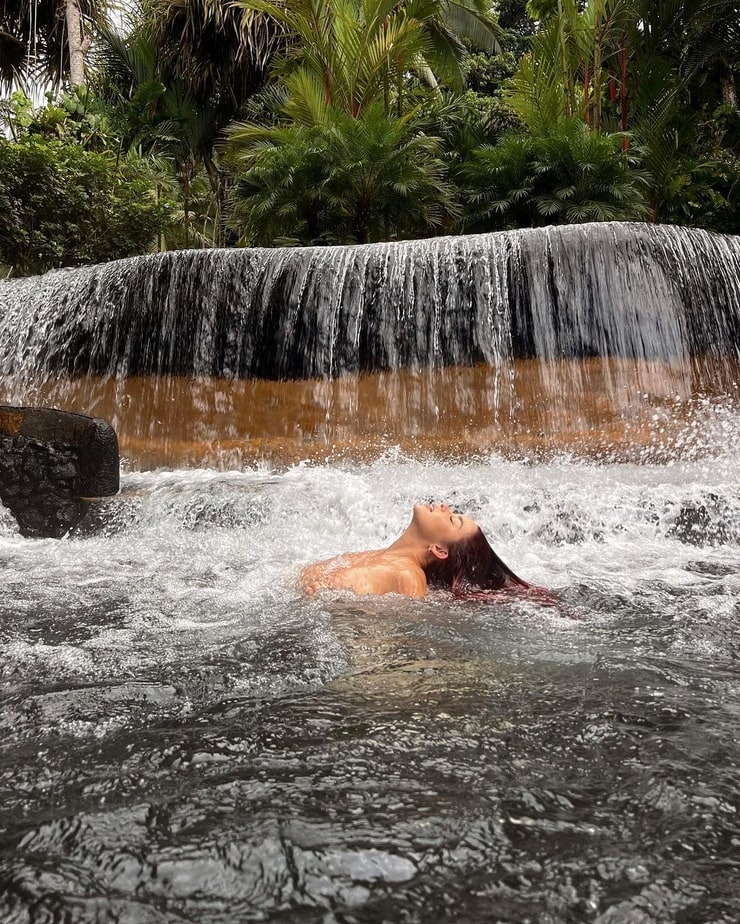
(2, 450), (740, 923)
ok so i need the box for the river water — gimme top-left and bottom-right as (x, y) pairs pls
(1, 222), (740, 921)
(2, 436), (740, 922)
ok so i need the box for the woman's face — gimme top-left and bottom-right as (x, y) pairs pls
(411, 502), (479, 545)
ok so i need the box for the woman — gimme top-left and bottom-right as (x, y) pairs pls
(301, 502), (533, 599)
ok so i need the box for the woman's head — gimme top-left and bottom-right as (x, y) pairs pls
(420, 513), (529, 595)
(411, 502), (479, 547)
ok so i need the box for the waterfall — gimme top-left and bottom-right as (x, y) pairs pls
(1, 222), (738, 381)
(1, 221), (739, 467)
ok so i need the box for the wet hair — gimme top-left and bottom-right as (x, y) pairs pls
(423, 527), (530, 598)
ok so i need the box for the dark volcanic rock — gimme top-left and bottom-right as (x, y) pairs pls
(0, 407), (119, 538)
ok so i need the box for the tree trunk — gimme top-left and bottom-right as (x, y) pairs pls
(203, 154), (226, 247)
(592, 0), (603, 132)
(620, 39), (629, 151)
(65, 0), (89, 86)
(558, 0), (574, 117)
(183, 162), (191, 227)
(719, 64), (737, 109)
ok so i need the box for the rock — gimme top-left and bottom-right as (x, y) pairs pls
(0, 406), (119, 538)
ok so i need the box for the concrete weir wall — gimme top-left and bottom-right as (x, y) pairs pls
(0, 407), (119, 538)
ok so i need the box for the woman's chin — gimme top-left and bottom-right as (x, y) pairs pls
(411, 503), (430, 523)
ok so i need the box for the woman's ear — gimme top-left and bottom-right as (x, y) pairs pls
(429, 543), (449, 560)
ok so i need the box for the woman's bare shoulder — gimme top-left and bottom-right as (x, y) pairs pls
(300, 552), (426, 598)
(300, 552), (369, 595)
(331, 563), (425, 598)
(393, 568), (427, 598)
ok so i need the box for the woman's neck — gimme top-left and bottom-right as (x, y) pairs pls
(384, 524), (431, 567)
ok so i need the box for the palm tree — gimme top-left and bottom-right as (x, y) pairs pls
(0, 0), (101, 88)
(622, 0), (739, 221)
(230, 0), (502, 118)
(459, 118), (648, 229)
(222, 0), (494, 245)
(458, 131), (538, 228)
(503, 0), (738, 225)
(93, 15), (227, 243)
(226, 98), (457, 244)
(143, 0), (284, 111)
(92, 0), (290, 244)
(506, 0), (634, 135)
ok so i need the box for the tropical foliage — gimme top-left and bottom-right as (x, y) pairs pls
(0, 0), (736, 274)
(0, 135), (170, 274)
(460, 118), (648, 229)
(227, 101), (457, 244)
(0, 0), (103, 88)
(231, 0), (502, 108)
(507, 0), (740, 225)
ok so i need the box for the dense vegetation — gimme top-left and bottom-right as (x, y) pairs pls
(1, 0), (738, 274)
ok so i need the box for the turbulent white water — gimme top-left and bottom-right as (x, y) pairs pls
(3, 447), (740, 699)
(2, 448), (740, 921)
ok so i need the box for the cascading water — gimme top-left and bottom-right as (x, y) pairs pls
(1, 221), (740, 466)
(1, 222), (740, 923)
(2, 221), (739, 380)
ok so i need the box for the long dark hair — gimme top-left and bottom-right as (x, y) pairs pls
(423, 527), (530, 597)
